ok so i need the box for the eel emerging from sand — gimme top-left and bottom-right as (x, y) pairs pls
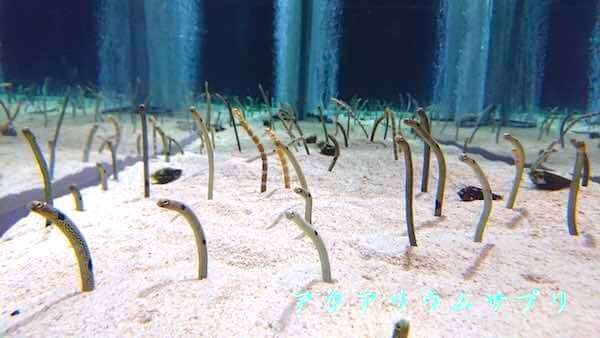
(157, 199), (208, 279)
(232, 108), (268, 193)
(28, 201), (95, 292)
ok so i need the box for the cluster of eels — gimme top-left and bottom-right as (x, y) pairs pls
(13, 100), (592, 295)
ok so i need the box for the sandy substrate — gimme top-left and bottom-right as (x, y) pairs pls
(1, 117), (599, 337)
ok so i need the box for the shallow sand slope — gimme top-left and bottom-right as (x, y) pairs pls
(1, 122), (599, 337)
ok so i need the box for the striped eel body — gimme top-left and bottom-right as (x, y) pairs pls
(503, 133), (525, 209)
(28, 201), (95, 292)
(265, 128), (290, 189)
(232, 108), (268, 193)
(22, 128), (53, 226)
(458, 154), (493, 242)
(191, 107), (215, 200)
(567, 140), (587, 236)
(157, 199), (208, 279)
(138, 105), (151, 198)
(285, 211), (332, 283)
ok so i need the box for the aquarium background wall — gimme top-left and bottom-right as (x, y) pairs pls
(0, 0), (597, 115)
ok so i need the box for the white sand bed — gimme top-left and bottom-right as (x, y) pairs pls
(1, 119), (599, 337)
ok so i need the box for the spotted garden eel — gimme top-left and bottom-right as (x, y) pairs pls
(232, 108), (268, 192)
(136, 134), (142, 157)
(82, 124), (99, 162)
(95, 162), (108, 191)
(155, 126), (170, 162)
(22, 128), (53, 226)
(68, 184), (84, 211)
(99, 139), (118, 181)
(326, 134), (341, 172)
(157, 199), (208, 279)
(138, 105), (150, 197)
(293, 187), (313, 224)
(191, 107), (215, 200)
(404, 119), (447, 217)
(567, 139), (587, 236)
(285, 211), (332, 283)
(395, 136), (417, 246)
(458, 153), (493, 242)
(417, 107), (431, 192)
(47, 93), (70, 180)
(503, 133), (525, 209)
(265, 128), (291, 189)
(28, 201), (95, 292)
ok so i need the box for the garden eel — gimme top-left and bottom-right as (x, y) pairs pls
(265, 128), (291, 189)
(387, 108), (399, 160)
(258, 83), (273, 128)
(99, 140), (118, 181)
(331, 97), (369, 140)
(458, 153), (493, 242)
(417, 107), (431, 192)
(155, 126), (170, 162)
(335, 121), (348, 147)
(582, 152), (590, 187)
(106, 115), (122, 151)
(96, 162), (108, 191)
(204, 81), (213, 146)
(47, 93), (70, 180)
(82, 124), (99, 162)
(157, 199), (208, 279)
(395, 136), (417, 246)
(392, 319), (410, 338)
(138, 105), (150, 198)
(28, 201), (95, 292)
(22, 128), (53, 227)
(562, 112), (600, 147)
(68, 184), (84, 211)
(503, 133), (525, 209)
(274, 133), (309, 192)
(293, 187), (313, 224)
(284, 211), (332, 283)
(168, 136), (185, 155)
(370, 114), (386, 142)
(567, 139), (587, 236)
(191, 107), (215, 200)
(317, 106), (330, 145)
(214, 93), (242, 152)
(404, 119), (447, 216)
(326, 134), (341, 172)
(232, 108), (268, 193)
(148, 115), (158, 158)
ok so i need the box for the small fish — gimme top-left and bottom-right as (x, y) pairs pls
(528, 170), (571, 191)
(151, 168), (182, 185)
(458, 186), (502, 202)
